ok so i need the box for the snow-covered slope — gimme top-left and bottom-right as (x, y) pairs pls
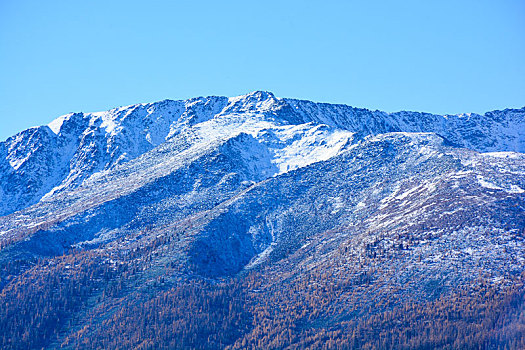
(286, 98), (525, 152)
(1, 129), (523, 282)
(1, 91), (523, 217)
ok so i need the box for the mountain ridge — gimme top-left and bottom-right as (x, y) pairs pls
(0, 91), (524, 349)
(1, 91), (524, 217)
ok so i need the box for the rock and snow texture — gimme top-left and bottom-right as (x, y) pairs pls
(1, 91), (523, 217)
(0, 91), (524, 286)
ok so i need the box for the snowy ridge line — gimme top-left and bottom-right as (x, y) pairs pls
(0, 91), (524, 218)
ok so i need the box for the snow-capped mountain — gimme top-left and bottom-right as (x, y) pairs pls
(1, 91), (523, 217)
(0, 92), (524, 349)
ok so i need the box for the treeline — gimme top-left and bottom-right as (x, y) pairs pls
(0, 252), (121, 349)
(228, 273), (525, 349)
(61, 269), (524, 350)
(66, 279), (250, 349)
(1, 249), (523, 349)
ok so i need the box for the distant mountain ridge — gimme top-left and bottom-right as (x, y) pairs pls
(1, 91), (524, 217)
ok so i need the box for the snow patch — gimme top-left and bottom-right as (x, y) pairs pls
(476, 176), (503, 190)
(48, 114), (72, 134)
(355, 201), (366, 210)
(482, 152), (522, 159)
(245, 243), (276, 269)
(508, 185), (525, 194)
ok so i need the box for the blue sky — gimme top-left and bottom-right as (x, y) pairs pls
(1, 0), (524, 141)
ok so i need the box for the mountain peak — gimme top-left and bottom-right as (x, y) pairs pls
(225, 91), (280, 112)
(239, 90), (276, 100)
(1, 92), (524, 217)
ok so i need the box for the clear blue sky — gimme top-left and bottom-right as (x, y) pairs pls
(1, 0), (524, 141)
